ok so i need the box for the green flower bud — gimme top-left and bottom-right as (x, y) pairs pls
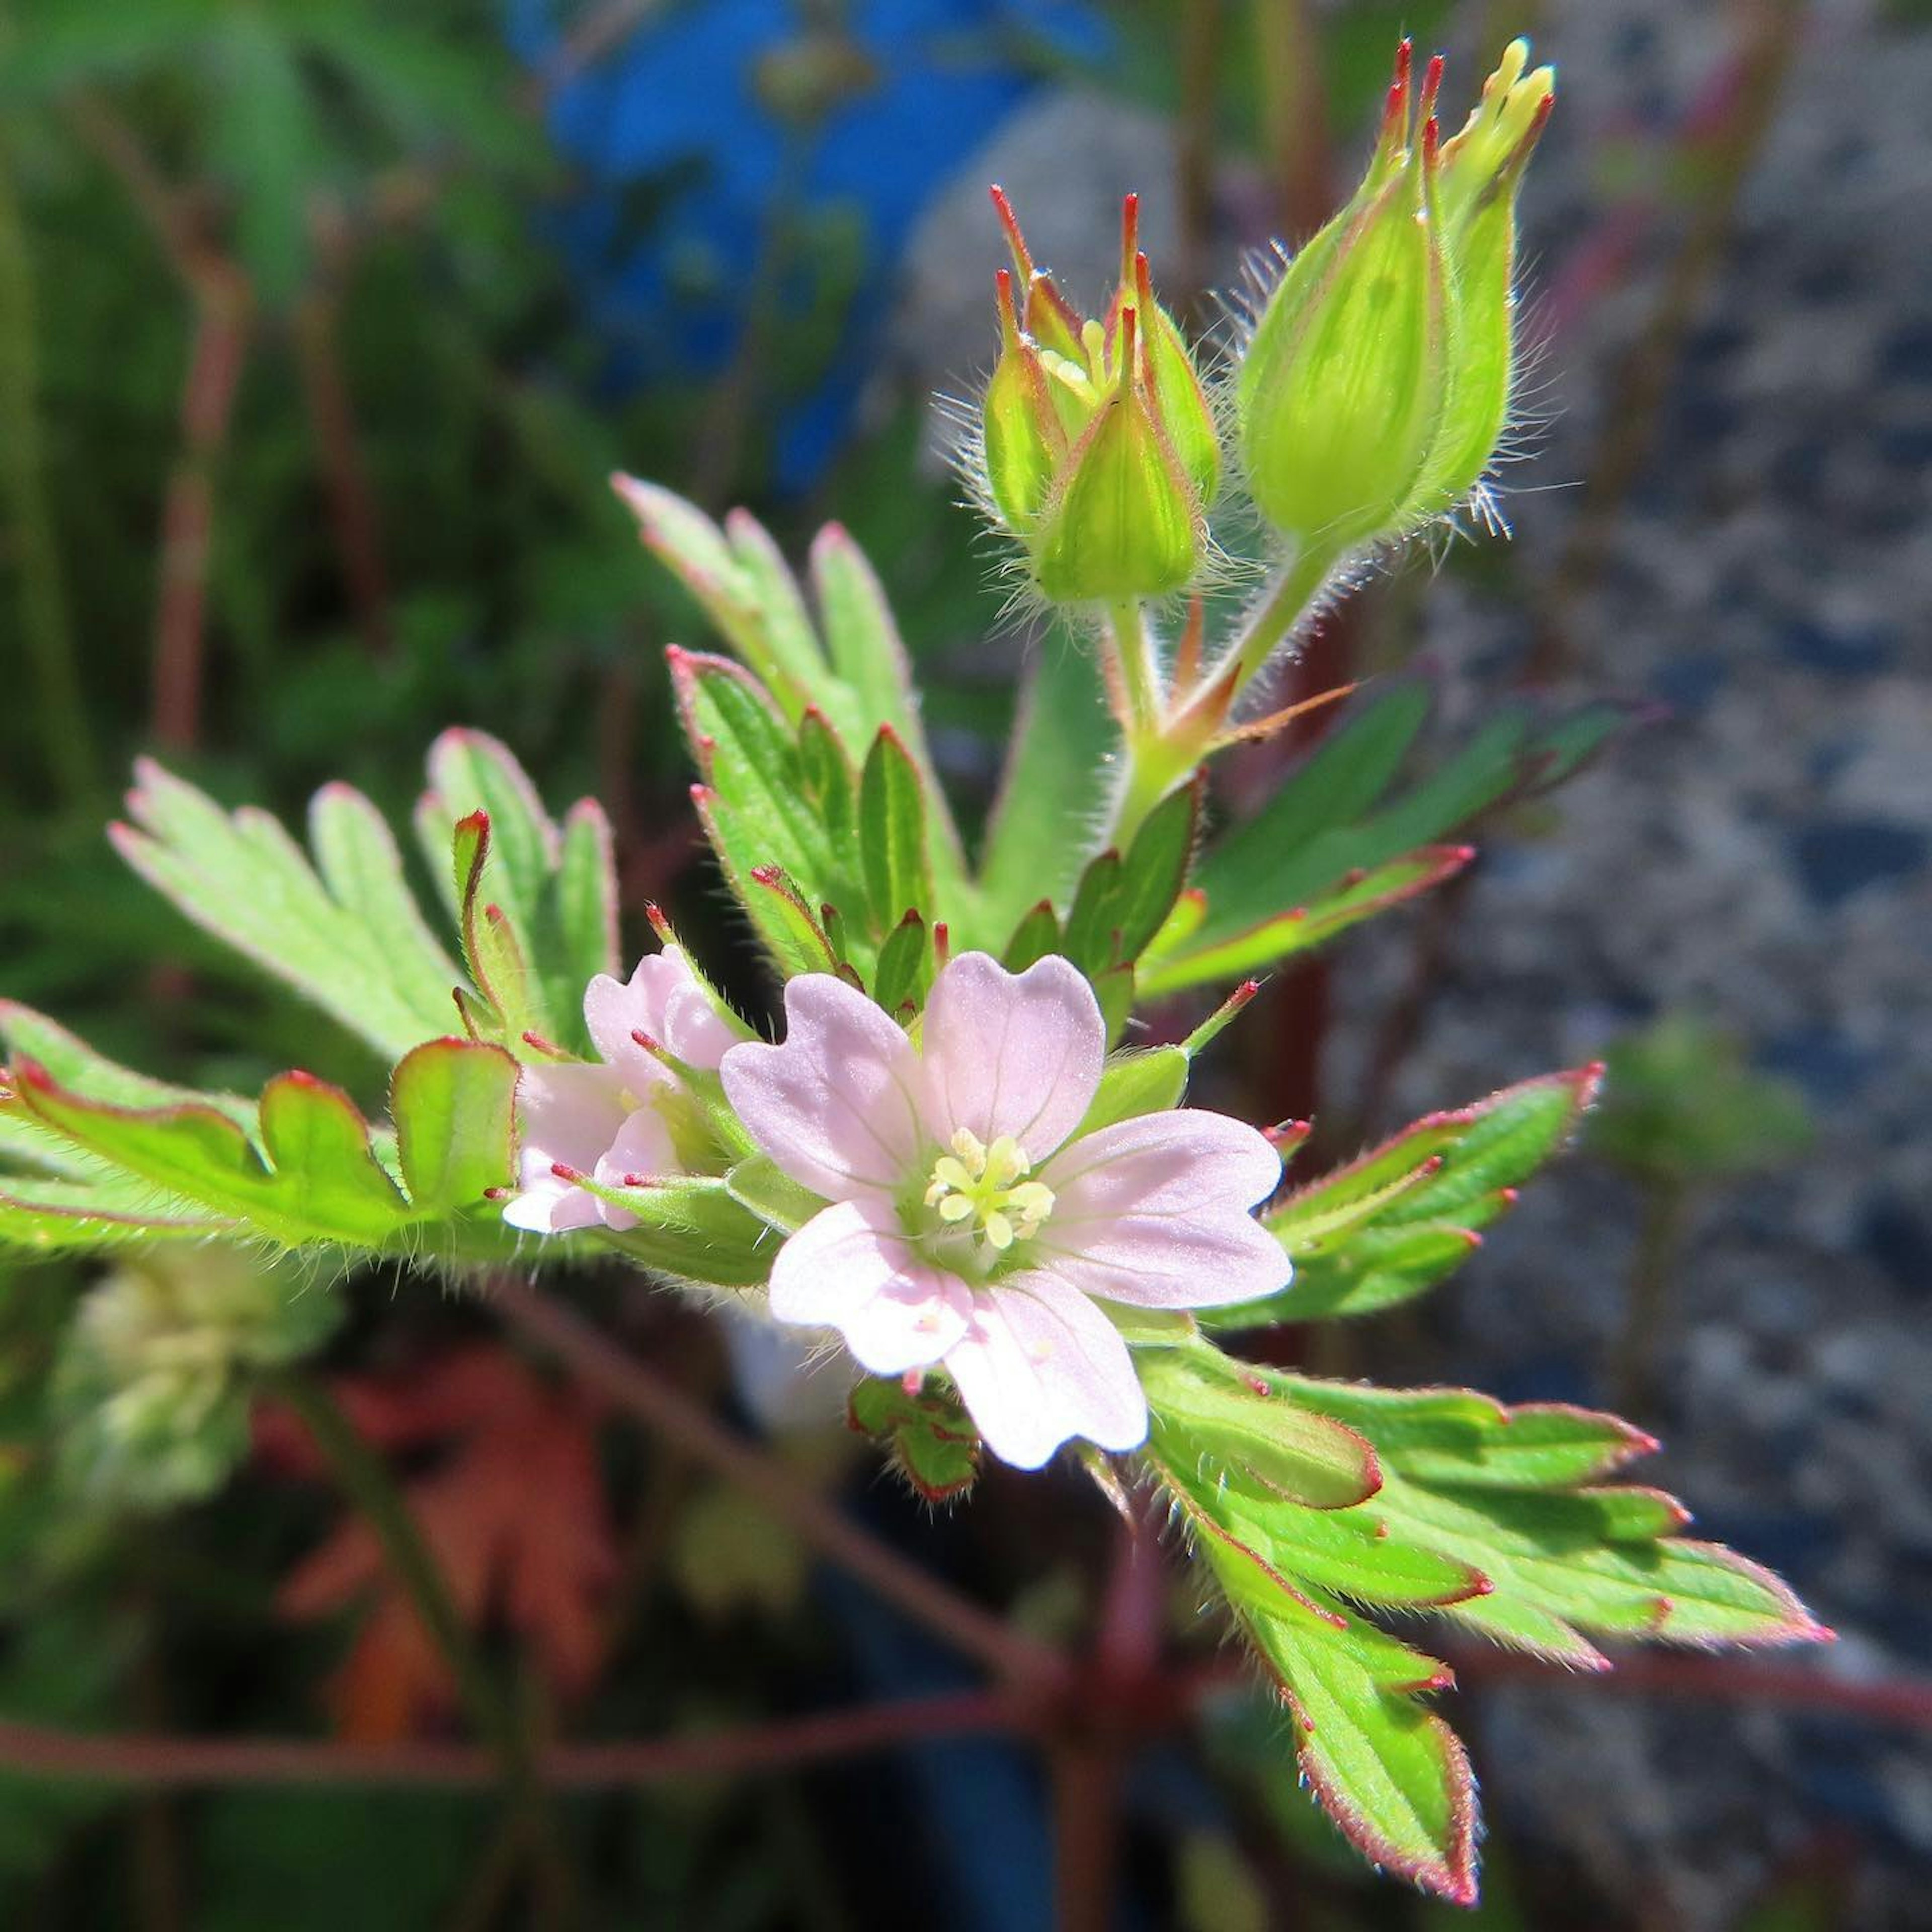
(1237, 40), (1554, 555)
(1403, 38), (1555, 523)
(975, 189), (1219, 605)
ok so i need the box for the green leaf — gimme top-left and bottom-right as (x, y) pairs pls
(0, 1000), (255, 1131)
(1001, 901), (1061, 971)
(421, 729), (559, 952)
(1140, 1342), (1381, 1511)
(389, 1038), (518, 1215)
(1137, 847), (1471, 995)
(808, 520), (965, 888)
(740, 863), (841, 979)
(615, 477), (806, 706)
(1064, 776), (1201, 976)
(1208, 1068), (1601, 1327)
(849, 1377), (980, 1501)
(1153, 688), (1626, 994)
(810, 521), (925, 764)
(449, 811), (543, 1041)
(673, 650), (866, 971)
(975, 628), (1117, 938)
(0, 1165), (221, 1250)
(1381, 1477), (1824, 1660)
(870, 911), (929, 1015)
(420, 729), (576, 1039)
(1158, 1461), (1476, 1904)
(1277, 1375), (1829, 1663)
(1113, 775), (1201, 961)
(723, 511), (827, 707)
(553, 799), (620, 990)
(1275, 1381), (1659, 1490)
(308, 783), (465, 1029)
(796, 708), (857, 846)
(111, 761), (463, 1063)
(9, 1060), (409, 1249)
(1195, 684), (1431, 915)
(724, 1153), (825, 1236)
(1076, 1046), (1189, 1137)
(858, 727), (935, 936)
(574, 1174), (784, 1288)
(1061, 849), (1123, 975)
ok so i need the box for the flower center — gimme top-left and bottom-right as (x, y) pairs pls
(922, 1129), (1055, 1256)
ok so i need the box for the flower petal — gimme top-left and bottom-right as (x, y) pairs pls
(769, 1200), (970, 1374)
(1035, 1110), (1289, 1308)
(584, 944), (736, 1089)
(919, 952), (1104, 1160)
(943, 1273), (1148, 1469)
(502, 1064), (631, 1234)
(720, 974), (926, 1201)
(590, 1104), (681, 1233)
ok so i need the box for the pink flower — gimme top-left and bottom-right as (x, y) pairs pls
(719, 952), (1289, 1468)
(503, 947), (736, 1235)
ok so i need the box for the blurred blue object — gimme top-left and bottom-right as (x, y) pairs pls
(511, 0), (1108, 487)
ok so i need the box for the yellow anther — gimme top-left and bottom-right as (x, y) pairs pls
(922, 1129), (1056, 1258)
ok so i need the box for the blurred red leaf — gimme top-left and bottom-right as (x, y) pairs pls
(268, 1346), (616, 1742)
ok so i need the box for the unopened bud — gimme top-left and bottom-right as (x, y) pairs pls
(1237, 39), (1554, 555)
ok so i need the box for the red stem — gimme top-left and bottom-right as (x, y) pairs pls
(1458, 1647), (1932, 1730)
(293, 291), (392, 660)
(151, 273), (251, 750)
(0, 1690), (1033, 1792)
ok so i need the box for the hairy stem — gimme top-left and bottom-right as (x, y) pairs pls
(1107, 597), (1158, 735)
(1611, 1178), (1693, 1415)
(1225, 540), (1345, 695)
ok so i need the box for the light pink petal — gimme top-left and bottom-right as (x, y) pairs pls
(943, 1273), (1148, 1469)
(589, 1104), (682, 1233)
(919, 952), (1104, 1160)
(1034, 1110), (1289, 1309)
(501, 1173), (602, 1235)
(503, 1063), (631, 1233)
(585, 946), (737, 1082)
(769, 1201), (970, 1374)
(720, 975), (925, 1202)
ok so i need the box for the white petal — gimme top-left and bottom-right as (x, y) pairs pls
(720, 974), (925, 1201)
(500, 1173), (603, 1235)
(769, 1200), (970, 1375)
(1035, 1110), (1290, 1308)
(585, 946), (737, 1083)
(590, 1105), (682, 1233)
(918, 952), (1104, 1161)
(942, 1274), (1148, 1470)
(501, 1064), (631, 1235)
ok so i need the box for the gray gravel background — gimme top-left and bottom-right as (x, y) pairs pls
(894, 2), (1930, 1923)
